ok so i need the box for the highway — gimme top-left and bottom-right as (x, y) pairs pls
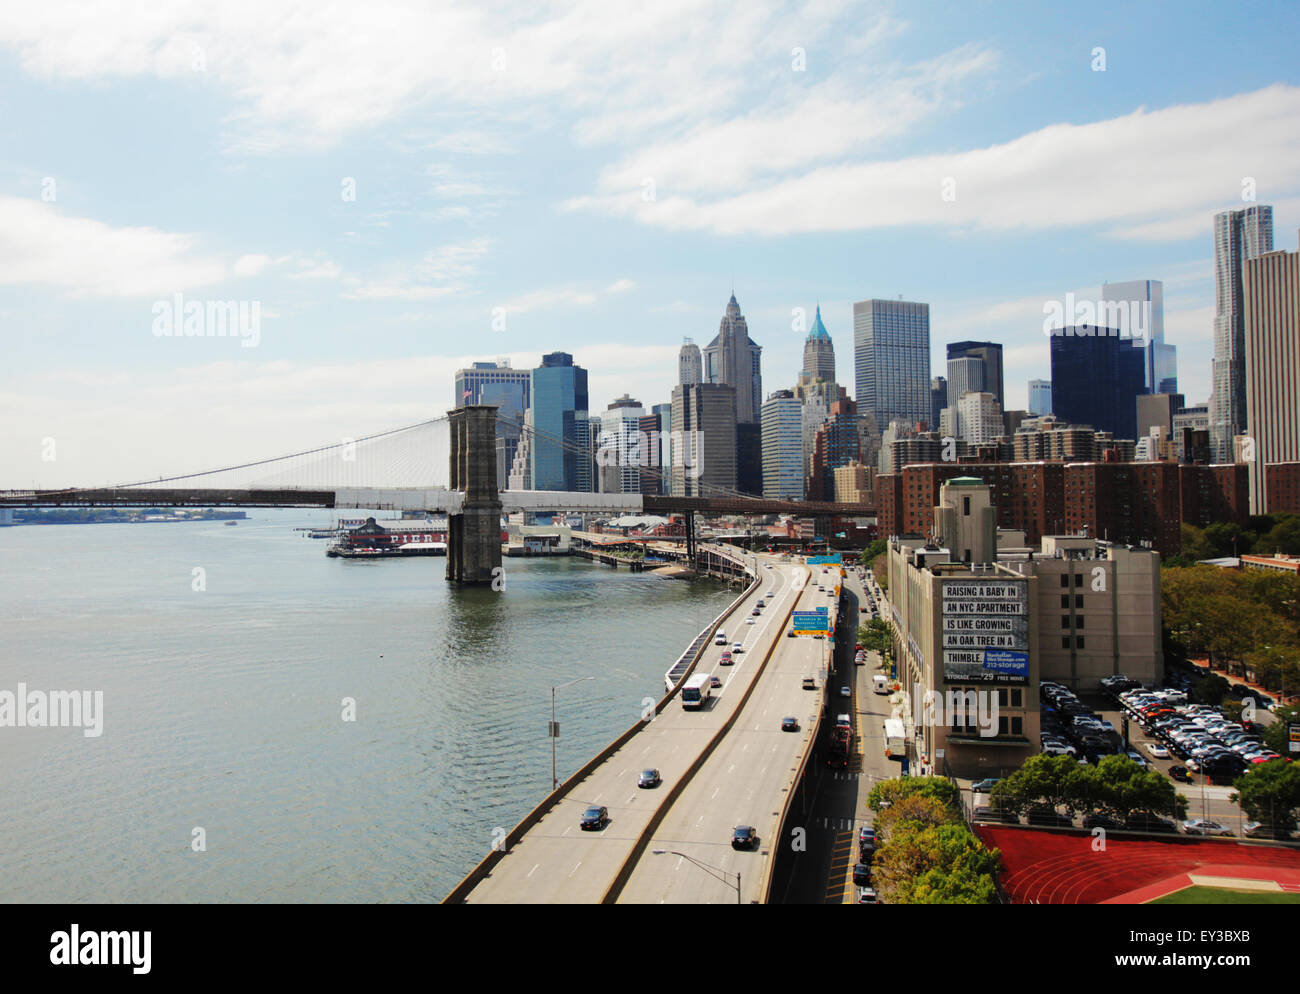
(613, 560), (840, 903)
(462, 555), (810, 903)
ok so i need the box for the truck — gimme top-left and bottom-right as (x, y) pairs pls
(884, 717), (906, 758)
(873, 674), (889, 695)
(682, 673), (712, 709)
(827, 724), (852, 768)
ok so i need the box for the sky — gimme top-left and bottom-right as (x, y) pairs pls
(3, 0), (1299, 488)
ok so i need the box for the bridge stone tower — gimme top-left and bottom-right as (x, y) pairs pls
(446, 405), (503, 585)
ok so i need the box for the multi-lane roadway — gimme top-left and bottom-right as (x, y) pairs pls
(463, 555), (823, 903)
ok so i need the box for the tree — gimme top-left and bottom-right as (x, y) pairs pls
(1194, 672), (1230, 706)
(858, 618), (892, 656)
(1090, 755), (1186, 821)
(1262, 705), (1300, 756)
(1231, 759), (1300, 837)
(871, 822), (1000, 904)
(1254, 514), (1300, 556)
(1179, 523), (1213, 563)
(873, 795), (955, 841)
(859, 539), (887, 564)
(991, 754), (1090, 817)
(866, 774), (959, 813)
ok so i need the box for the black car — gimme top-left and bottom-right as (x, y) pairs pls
(731, 825), (759, 850)
(1123, 813), (1177, 834)
(786, 629), (797, 638)
(973, 805), (1020, 825)
(1026, 807), (1074, 828)
(580, 805), (609, 830)
(781, 717), (799, 732)
(852, 862), (872, 886)
(637, 769), (661, 788)
(1082, 813), (1122, 830)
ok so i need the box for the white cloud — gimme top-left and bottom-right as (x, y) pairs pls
(605, 278), (636, 294)
(569, 85), (1300, 238)
(0, 196), (227, 297)
(340, 237), (490, 300)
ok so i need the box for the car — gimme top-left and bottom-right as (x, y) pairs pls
(852, 862), (872, 886)
(765, 592), (774, 599)
(786, 629), (797, 638)
(751, 608), (761, 616)
(973, 805), (1020, 825)
(756, 600), (766, 609)
(971, 778), (1000, 793)
(801, 677), (817, 690)
(857, 886), (879, 904)
(745, 617), (756, 625)
(637, 769), (661, 788)
(710, 675), (722, 688)
(1026, 806), (1074, 828)
(580, 805), (609, 830)
(1123, 813), (1177, 834)
(1182, 819), (1232, 836)
(1244, 821), (1291, 839)
(732, 643), (744, 654)
(1146, 743), (1170, 759)
(858, 826), (877, 850)
(714, 633), (727, 646)
(781, 717), (799, 732)
(1083, 813), (1122, 830)
(719, 651), (733, 665)
(840, 686), (851, 698)
(731, 825), (759, 850)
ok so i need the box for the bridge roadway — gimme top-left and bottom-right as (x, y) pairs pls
(613, 559), (841, 903)
(462, 556), (820, 903)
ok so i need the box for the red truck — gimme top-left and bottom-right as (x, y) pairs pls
(827, 724), (852, 768)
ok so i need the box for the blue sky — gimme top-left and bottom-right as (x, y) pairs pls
(2, 0), (1299, 487)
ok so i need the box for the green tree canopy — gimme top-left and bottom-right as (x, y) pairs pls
(1231, 759), (1300, 836)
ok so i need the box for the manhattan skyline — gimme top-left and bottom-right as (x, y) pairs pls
(3, 1), (1300, 488)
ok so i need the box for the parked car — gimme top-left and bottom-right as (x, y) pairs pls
(973, 806), (1020, 824)
(857, 886), (879, 904)
(1123, 813), (1177, 834)
(1146, 743), (1170, 759)
(1182, 818), (1232, 836)
(852, 862), (872, 886)
(637, 769), (661, 788)
(971, 778), (1000, 793)
(1082, 813), (1122, 830)
(731, 825), (759, 850)
(858, 826), (878, 851)
(1026, 806), (1074, 828)
(580, 805), (609, 830)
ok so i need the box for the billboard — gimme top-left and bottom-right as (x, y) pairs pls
(1290, 724), (1300, 754)
(808, 553), (842, 564)
(941, 578), (1029, 684)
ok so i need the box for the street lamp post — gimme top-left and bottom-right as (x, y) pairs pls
(652, 849), (742, 904)
(551, 676), (595, 791)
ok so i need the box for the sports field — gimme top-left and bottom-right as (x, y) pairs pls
(1150, 885), (1300, 905)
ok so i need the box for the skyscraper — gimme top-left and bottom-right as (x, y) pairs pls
(946, 356), (985, 407)
(1243, 236), (1300, 513)
(957, 391), (1003, 445)
(1028, 379), (1052, 417)
(598, 394), (646, 495)
(1049, 327), (1147, 440)
(671, 382), (736, 496)
(930, 376), (947, 433)
(529, 351), (590, 492)
(809, 398), (860, 501)
(802, 305), (835, 382)
(946, 341), (1004, 409)
(853, 298), (931, 435)
(1212, 205), (1274, 462)
(678, 338), (702, 385)
(702, 294), (762, 424)
(761, 390), (804, 500)
(454, 360), (532, 488)
(1102, 279), (1175, 394)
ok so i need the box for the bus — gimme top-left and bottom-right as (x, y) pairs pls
(682, 674), (712, 709)
(884, 717), (906, 758)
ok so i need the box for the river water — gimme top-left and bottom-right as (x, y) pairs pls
(0, 512), (738, 902)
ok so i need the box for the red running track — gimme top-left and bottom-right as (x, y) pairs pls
(976, 826), (1300, 904)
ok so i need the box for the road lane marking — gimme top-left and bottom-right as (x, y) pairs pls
(526, 864), (539, 878)
(569, 861), (582, 877)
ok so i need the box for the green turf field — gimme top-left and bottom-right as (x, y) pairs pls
(1150, 885), (1300, 905)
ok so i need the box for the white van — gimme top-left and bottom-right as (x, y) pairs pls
(836, 713), (851, 727)
(873, 674), (889, 695)
(714, 631), (727, 645)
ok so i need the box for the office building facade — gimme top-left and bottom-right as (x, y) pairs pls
(529, 352), (590, 492)
(853, 298), (931, 436)
(1028, 379), (1052, 417)
(946, 341), (1004, 409)
(761, 390), (805, 500)
(1049, 326), (1147, 440)
(1211, 205), (1274, 463)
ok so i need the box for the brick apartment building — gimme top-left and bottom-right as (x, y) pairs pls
(877, 460), (1248, 555)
